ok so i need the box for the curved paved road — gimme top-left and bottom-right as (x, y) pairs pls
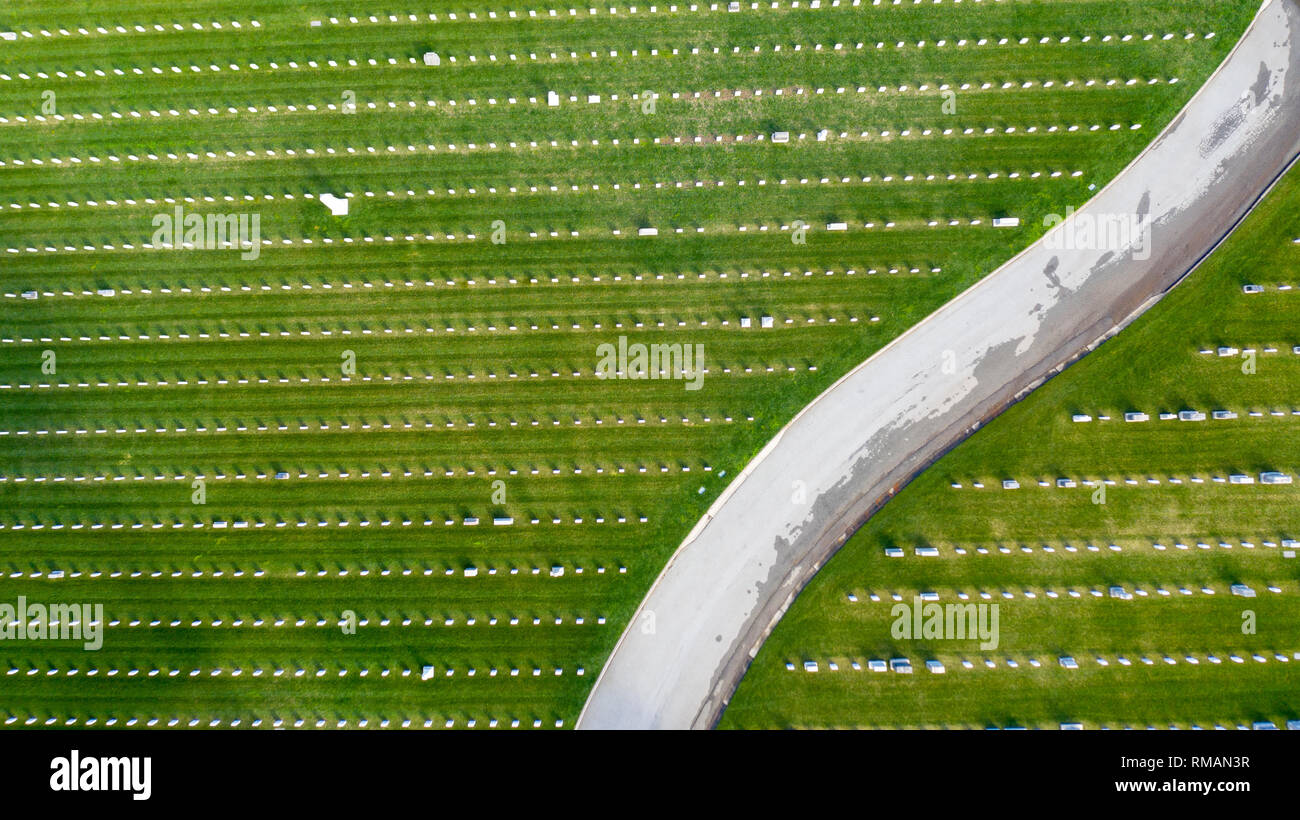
(578, 0), (1300, 730)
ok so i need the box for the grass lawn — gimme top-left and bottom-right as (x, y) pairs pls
(0, 0), (1263, 727)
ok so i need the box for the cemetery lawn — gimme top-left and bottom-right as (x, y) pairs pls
(0, 0), (1265, 727)
(721, 157), (1300, 730)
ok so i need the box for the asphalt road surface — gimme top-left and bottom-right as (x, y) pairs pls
(578, 0), (1300, 730)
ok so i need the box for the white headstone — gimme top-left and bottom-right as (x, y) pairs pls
(319, 194), (349, 216)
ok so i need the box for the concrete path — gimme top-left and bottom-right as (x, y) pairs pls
(577, 0), (1300, 730)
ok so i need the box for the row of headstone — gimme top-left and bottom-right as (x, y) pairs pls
(9, 562), (628, 579)
(8, 715), (569, 729)
(1, 311), (861, 343)
(2, 267), (927, 300)
(0, 65), (1185, 130)
(0, 415), (748, 437)
(0, 71), (1179, 130)
(409, 30), (1209, 69)
(0, 460), (714, 483)
(316, 1), (868, 28)
(953, 467), (1298, 490)
(0, 363), (814, 389)
(792, 649), (1295, 673)
(1, 20), (256, 39)
(1077, 402), (1300, 420)
(850, 583), (1285, 604)
(4, 214), (1032, 255)
(0, 516), (649, 530)
(8, 662), (583, 678)
(879, 538), (1295, 558)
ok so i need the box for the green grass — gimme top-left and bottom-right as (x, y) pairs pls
(0, 0), (1262, 727)
(721, 156), (1300, 730)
